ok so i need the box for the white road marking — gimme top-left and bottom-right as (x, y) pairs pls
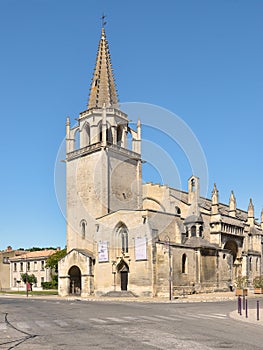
(89, 318), (107, 323)
(105, 317), (128, 323)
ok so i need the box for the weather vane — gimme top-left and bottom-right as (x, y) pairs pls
(101, 14), (107, 28)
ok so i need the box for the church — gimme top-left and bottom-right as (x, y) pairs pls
(58, 26), (263, 298)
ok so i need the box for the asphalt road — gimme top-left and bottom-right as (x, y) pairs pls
(0, 297), (263, 349)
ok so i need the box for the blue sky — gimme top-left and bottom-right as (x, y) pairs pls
(0, 0), (262, 250)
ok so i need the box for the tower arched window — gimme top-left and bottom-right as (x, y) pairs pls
(80, 220), (87, 239)
(191, 225), (196, 237)
(106, 123), (113, 144)
(199, 225), (203, 237)
(182, 254), (187, 274)
(117, 125), (122, 146)
(191, 179), (196, 192)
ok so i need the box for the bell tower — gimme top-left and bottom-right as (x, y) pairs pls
(65, 26), (142, 251)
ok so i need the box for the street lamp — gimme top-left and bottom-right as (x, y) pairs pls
(165, 236), (172, 301)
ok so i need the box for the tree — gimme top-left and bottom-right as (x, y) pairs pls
(21, 273), (37, 287)
(45, 248), (67, 273)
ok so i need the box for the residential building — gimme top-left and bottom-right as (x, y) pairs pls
(10, 249), (56, 290)
(0, 246), (24, 290)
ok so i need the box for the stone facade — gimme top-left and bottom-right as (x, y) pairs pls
(58, 27), (263, 298)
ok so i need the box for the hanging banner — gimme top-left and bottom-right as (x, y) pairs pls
(135, 237), (147, 261)
(98, 241), (109, 262)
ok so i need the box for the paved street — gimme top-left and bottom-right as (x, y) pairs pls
(1, 297), (263, 349)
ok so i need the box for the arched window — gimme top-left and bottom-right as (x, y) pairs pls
(182, 254), (187, 273)
(175, 206), (181, 215)
(116, 223), (129, 254)
(191, 225), (196, 237)
(80, 220), (87, 239)
(117, 125), (122, 146)
(74, 129), (80, 150)
(106, 123), (113, 144)
(191, 179), (196, 192)
(199, 226), (203, 237)
(256, 257), (258, 272)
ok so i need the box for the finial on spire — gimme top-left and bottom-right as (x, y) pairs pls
(101, 13), (107, 28)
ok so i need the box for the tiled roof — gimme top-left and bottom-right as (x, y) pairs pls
(10, 250), (56, 262)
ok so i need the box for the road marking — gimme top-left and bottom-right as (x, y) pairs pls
(154, 315), (180, 321)
(0, 324), (7, 330)
(89, 318), (107, 323)
(197, 313), (227, 319)
(105, 317), (128, 323)
(140, 315), (161, 321)
(214, 313), (227, 317)
(122, 316), (139, 320)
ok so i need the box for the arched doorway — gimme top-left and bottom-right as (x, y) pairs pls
(116, 259), (129, 291)
(224, 240), (238, 262)
(68, 266), (81, 295)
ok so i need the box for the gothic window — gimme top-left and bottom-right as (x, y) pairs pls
(191, 179), (196, 192)
(256, 258), (258, 272)
(249, 257), (252, 271)
(199, 226), (203, 237)
(116, 223), (129, 254)
(182, 254), (187, 274)
(191, 225), (196, 237)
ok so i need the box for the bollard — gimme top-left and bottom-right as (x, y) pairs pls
(237, 296), (241, 314)
(257, 300), (259, 321)
(245, 299), (248, 318)
(243, 295), (246, 310)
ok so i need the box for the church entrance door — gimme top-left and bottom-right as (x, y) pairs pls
(68, 266), (81, 295)
(121, 271), (128, 291)
(116, 259), (129, 291)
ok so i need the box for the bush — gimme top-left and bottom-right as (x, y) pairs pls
(41, 281), (58, 290)
(253, 276), (263, 288)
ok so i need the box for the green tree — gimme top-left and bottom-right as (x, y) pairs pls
(45, 248), (67, 273)
(21, 273), (37, 285)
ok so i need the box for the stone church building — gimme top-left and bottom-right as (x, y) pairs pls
(58, 27), (263, 298)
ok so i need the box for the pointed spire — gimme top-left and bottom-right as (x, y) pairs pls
(212, 183), (219, 205)
(211, 183), (219, 215)
(88, 27), (119, 110)
(229, 191), (236, 217)
(248, 198), (254, 218)
(247, 198), (255, 226)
